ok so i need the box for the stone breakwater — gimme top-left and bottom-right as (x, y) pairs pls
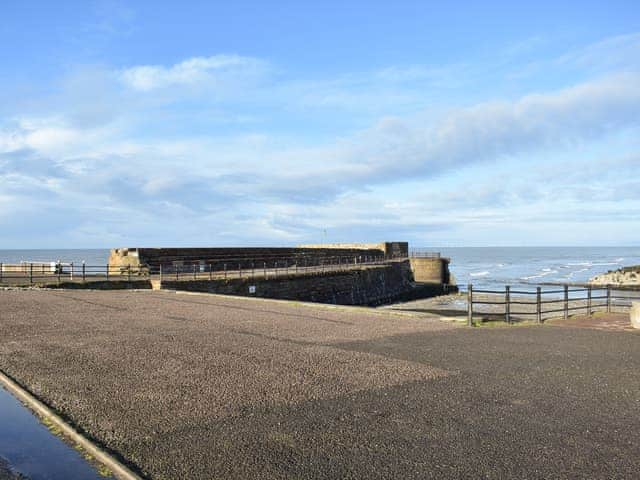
(589, 265), (640, 287)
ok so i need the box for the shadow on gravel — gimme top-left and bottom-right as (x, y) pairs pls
(140, 327), (640, 479)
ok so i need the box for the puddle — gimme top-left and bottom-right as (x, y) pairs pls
(0, 385), (115, 480)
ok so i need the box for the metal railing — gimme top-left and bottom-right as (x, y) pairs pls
(0, 254), (394, 287)
(409, 250), (441, 258)
(464, 284), (640, 326)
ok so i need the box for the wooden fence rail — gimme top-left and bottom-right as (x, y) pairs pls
(465, 284), (639, 326)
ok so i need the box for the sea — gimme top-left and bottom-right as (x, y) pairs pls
(0, 247), (638, 291)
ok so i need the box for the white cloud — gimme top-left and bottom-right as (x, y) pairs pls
(119, 54), (269, 91)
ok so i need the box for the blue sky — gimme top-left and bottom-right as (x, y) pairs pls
(1, 0), (639, 248)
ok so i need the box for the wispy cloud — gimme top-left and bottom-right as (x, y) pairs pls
(119, 55), (270, 92)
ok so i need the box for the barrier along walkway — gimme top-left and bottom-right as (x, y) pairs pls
(0, 254), (396, 288)
(464, 284), (640, 326)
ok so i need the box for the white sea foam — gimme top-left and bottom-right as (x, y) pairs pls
(470, 271), (490, 277)
(521, 269), (558, 280)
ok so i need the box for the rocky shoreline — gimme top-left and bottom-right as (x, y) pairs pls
(589, 265), (640, 287)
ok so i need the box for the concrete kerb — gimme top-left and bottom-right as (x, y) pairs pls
(0, 370), (144, 480)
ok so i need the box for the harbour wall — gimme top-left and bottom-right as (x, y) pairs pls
(161, 260), (453, 306)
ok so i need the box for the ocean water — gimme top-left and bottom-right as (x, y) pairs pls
(431, 246), (640, 291)
(0, 247), (638, 291)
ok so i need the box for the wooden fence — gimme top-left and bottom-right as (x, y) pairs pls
(465, 284), (640, 326)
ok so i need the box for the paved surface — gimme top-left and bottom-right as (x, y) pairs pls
(548, 312), (635, 331)
(0, 290), (639, 479)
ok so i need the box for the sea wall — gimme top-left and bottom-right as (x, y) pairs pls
(298, 242), (408, 258)
(108, 246), (386, 271)
(161, 260), (449, 306)
(409, 257), (452, 284)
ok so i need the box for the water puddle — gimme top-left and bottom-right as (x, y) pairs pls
(0, 385), (115, 480)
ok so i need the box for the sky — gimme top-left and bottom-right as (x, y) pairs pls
(0, 0), (639, 248)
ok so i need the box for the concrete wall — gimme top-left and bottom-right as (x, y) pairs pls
(161, 261), (449, 306)
(298, 242), (408, 258)
(109, 246), (384, 271)
(409, 257), (452, 284)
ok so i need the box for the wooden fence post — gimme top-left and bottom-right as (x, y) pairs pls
(467, 284), (473, 326)
(587, 285), (592, 316)
(505, 285), (511, 324)
(70, 262), (74, 281)
(30, 263), (33, 285)
(536, 287), (542, 323)
(607, 285), (611, 313)
(564, 285), (569, 320)
(264, 262), (267, 279)
(106, 264), (110, 282)
(0, 263), (3, 283)
(82, 261), (86, 284)
(127, 265), (131, 283)
(160, 264), (163, 283)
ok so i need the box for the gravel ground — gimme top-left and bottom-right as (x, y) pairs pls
(1, 290), (639, 479)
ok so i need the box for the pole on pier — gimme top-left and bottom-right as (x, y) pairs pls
(564, 285), (569, 320)
(536, 287), (542, 324)
(587, 285), (592, 316)
(505, 285), (511, 324)
(606, 285), (611, 313)
(467, 284), (473, 327)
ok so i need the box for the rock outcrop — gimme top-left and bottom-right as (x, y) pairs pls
(589, 265), (640, 286)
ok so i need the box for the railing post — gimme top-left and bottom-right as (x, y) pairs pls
(30, 262), (33, 285)
(127, 265), (131, 283)
(295, 261), (298, 275)
(82, 261), (86, 284)
(176, 264), (179, 281)
(106, 264), (110, 281)
(264, 261), (267, 279)
(587, 285), (592, 316)
(159, 264), (163, 283)
(224, 263), (227, 280)
(57, 261), (61, 285)
(209, 263), (212, 281)
(192, 264), (196, 280)
(252, 261), (255, 280)
(238, 263), (242, 278)
(467, 284), (473, 326)
(564, 285), (569, 320)
(536, 287), (542, 323)
(607, 285), (611, 313)
(70, 262), (74, 281)
(505, 285), (511, 324)
(0, 262), (3, 283)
